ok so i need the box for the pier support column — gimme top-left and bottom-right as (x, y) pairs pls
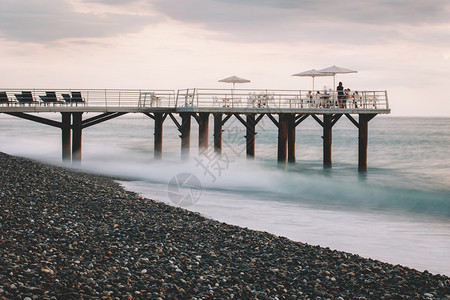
(180, 113), (191, 160)
(214, 113), (222, 155)
(154, 113), (164, 160)
(323, 114), (333, 168)
(246, 114), (255, 158)
(277, 114), (288, 164)
(61, 112), (71, 161)
(72, 112), (83, 162)
(198, 112), (209, 151)
(287, 114), (296, 163)
(358, 114), (374, 172)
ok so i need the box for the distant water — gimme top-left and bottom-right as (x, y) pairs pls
(0, 114), (449, 276)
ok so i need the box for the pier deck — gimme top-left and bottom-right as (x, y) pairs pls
(0, 88), (390, 170)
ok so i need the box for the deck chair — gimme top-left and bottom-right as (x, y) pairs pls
(0, 92), (10, 105)
(71, 91), (85, 105)
(61, 94), (71, 103)
(39, 92), (62, 105)
(14, 91), (37, 105)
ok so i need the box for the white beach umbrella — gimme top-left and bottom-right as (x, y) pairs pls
(292, 69), (334, 91)
(317, 65), (357, 91)
(218, 75), (251, 89)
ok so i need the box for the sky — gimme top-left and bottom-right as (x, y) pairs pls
(1, 0), (449, 116)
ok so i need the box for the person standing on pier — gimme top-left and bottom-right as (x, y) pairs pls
(337, 82), (344, 108)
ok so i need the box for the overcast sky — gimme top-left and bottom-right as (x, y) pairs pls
(1, 0), (449, 116)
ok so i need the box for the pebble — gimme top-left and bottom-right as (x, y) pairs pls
(0, 152), (449, 299)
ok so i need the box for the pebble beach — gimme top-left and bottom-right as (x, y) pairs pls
(0, 152), (449, 299)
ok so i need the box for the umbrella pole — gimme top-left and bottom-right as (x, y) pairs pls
(232, 83), (235, 102)
(312, 77), (315, 92)
(333, 75), (336, 107)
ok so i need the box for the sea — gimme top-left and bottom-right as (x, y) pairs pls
(0, 113), (449, 276)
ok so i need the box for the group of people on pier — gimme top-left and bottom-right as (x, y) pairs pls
(306, 82), (360, 108)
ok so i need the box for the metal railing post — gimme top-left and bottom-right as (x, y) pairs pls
(385, 90), (389, 110)
(193, 88), (197, 107)
(138, 90), (141, 107)
(363, 91), (367, 109)
(33, 89), (37, 106)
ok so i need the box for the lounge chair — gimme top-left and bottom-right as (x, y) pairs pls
(70, 91), (85, 105)
(0, 92), (11, 105)
(14, 91), (37, 105)
(61, 94), (71, 102)
(39, 91), (63, 105)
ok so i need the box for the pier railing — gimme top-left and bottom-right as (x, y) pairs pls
(0, 89), (176, 108)
(0, 88), (389, 110)
(175, 88), (389, 110)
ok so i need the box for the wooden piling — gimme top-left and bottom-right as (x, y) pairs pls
(214, 113), (222, 154)
(287, 114), (296, 163)
(72, 112), (83, 162)
(277, 114), (288, 164)
(246, 114), (255, 158)
(154, 113), (164, 160)
(198, 112), (209, 151)
(61, 112), (71, 161)
(180, 113), (191, 160)
(358, 114), (375, 171)
(323, 114), (332, 168)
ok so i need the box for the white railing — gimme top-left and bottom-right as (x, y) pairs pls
(0, 88), (389, 110)
(0, 89), (176, 107)
(175, 88), (389, 110)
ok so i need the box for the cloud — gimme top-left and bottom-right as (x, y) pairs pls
(251, 0), (450, 25)
(0, 0), (155, 43)
(149, 0), (450, 45)
(207, 0), (450, 26)
(1, 0), (449, 48)
(83, 0), (137, 4)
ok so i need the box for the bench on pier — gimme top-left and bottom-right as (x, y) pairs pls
(39, 91), (64, 105)
(61, 92), (85, 105)
(14, 91), (38, 105)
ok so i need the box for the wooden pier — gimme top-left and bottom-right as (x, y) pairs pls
(0, 88), (390, 171)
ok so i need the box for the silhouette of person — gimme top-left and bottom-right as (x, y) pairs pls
(337, 82), (344, 108)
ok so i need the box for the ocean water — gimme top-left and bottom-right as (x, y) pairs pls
(0, 113), (449, 276)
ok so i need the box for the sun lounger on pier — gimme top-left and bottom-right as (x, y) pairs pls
(0, 92), (12, 105)
(61, 94), (71, 102)
(61, 92), (85, 105)
(39, 92), (63, 105)
(14, 91), (38, 105)
(71, 92), (85, 105)
(71, 92), (83, 102)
